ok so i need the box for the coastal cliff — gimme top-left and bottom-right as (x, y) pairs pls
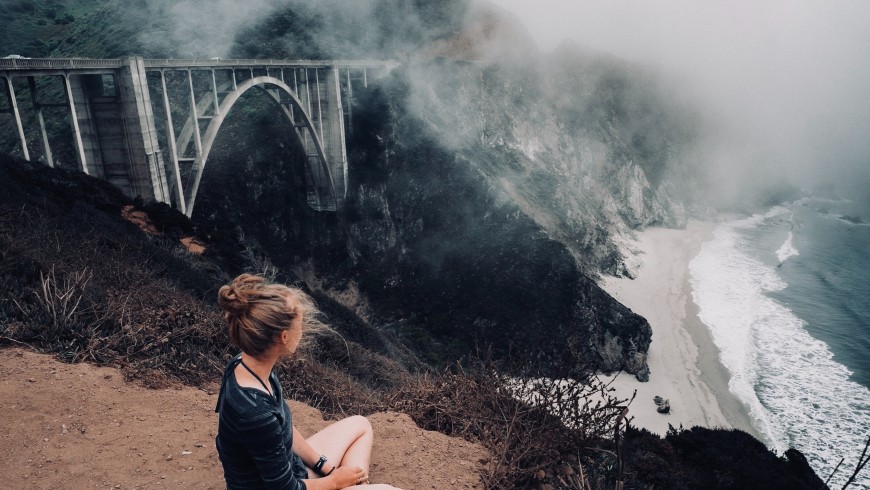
(187, 3), (708, 376)
(0, 2), (845, 488)
(0, 0), (709, 376)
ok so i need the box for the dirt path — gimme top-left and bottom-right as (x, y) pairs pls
(0, 348), (486, 489)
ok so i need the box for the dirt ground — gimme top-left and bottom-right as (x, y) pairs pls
(0, 348), (486, 489)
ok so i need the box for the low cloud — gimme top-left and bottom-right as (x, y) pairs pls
(491, 0), (870, 198)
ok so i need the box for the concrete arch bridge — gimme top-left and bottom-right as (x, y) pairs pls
(0, 57), (398, 216)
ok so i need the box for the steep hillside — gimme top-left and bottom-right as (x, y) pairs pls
(0, 1), (845, 488)
(0, 155), (830, 489)
(0, 0), (719, 378)
(184, 1), (705, 376)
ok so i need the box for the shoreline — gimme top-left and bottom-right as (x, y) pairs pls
(599, 220), (761, 439)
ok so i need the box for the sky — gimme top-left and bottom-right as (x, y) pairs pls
(490, 0), (870, 195)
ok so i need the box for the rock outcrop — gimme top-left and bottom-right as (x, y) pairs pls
(654, 395), (671, 414)
(187, 3), (709, 376)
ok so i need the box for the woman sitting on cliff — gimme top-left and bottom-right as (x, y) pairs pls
(214, 273), (401, 490)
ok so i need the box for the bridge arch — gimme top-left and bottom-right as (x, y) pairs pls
(1, 58), (401, 213)
(183, 75), (337, 217)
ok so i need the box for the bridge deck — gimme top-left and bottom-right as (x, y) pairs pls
(0, 57), (397, 215)
(0, 58), (399, 77)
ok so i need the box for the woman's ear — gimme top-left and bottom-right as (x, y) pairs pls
(280, 329), (289, 345)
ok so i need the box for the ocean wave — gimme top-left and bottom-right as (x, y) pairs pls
(690, 212), (870, 489)
(775, 231), (799, 263)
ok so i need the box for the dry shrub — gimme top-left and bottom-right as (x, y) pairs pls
(384, 358), (632, 489)
(32, 266), (93, 333)
(0, 183), (232, 387)
(278, 356), (384, 417)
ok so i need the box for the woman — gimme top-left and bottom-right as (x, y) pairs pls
(214, 273), (401, 490)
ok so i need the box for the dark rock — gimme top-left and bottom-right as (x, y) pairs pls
(784, 448), (827, 489)
(194, 67), (656, 377)
(654, 396), (670, 414)
(662, 427), (827, 489)
(636, 365), (650, 382)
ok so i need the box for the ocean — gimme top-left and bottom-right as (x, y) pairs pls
(689, 196), (870, 489)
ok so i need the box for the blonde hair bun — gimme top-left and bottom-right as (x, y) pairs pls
(218, 273), (331, 358)
(218, 273), (266, 317)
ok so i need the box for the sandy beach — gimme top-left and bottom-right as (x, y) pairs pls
(600, 220), (760, 438)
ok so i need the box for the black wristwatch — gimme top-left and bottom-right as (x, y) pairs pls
(314, 455), (328, 475)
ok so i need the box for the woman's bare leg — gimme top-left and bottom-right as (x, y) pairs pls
(305, 416), (402, 488)
(306, 415), (374, 474)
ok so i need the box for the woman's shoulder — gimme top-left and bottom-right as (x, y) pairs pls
(221, 387), (284, 426)
(218, 359), (278, 417)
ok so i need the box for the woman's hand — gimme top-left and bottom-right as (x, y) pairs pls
(330, 465), (368, 488)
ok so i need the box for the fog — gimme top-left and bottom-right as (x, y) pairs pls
(132, 0), (279, 58)
(131, 0), (870, 202)
(492, 0), (870, 200)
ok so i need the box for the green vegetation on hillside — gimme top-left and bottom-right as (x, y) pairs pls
(0, 0), (123, 57)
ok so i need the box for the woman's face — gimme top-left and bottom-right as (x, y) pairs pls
(280, 295), (304, 355)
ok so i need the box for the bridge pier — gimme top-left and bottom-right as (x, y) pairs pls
(27, 76), (54, 167)
(63, 74), (89, 175)
(57, 58), (171, 202)
(66, 74), (106, 177)
(1, 77), (29, 161)
(296, 66), (347, 211)
(116, 57), (170, 204)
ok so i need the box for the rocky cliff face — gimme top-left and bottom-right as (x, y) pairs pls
(401, 53), (698, 276)
(193, 57), (695, 375)
(1, 0), (704, 377)
(186, 2), (709, 377)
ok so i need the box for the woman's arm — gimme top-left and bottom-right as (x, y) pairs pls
(292, 426), (331, 473)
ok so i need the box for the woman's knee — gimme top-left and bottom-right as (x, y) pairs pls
(346, 415), (372, 437)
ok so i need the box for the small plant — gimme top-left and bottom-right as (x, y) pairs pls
(34, 266), (92, 337)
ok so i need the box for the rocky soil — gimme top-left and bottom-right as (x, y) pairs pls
(0, 348), (486, 490)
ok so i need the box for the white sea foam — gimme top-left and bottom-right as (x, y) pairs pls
(690, 211), (870, 489)
(775, 231), (799, 263)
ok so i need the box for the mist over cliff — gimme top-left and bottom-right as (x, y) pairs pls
(0, 0), (710, 375)
(493, 0), (870, 208)
(147, 0), (709, 376)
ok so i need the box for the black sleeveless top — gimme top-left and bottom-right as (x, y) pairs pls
(214, 354), (308, 490)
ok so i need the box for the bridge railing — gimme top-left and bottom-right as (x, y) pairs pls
(0, 58), (399, 72)
(0, 58), (126, 69)
(143, 59), (400, 70)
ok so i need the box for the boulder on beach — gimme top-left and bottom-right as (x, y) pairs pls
(654, 396), (671, 414)
(636, 366), (650, 382)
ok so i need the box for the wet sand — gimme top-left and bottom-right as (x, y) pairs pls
(600, 220), (760, 438)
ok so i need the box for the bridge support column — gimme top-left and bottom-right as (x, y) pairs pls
(158, 71), (186, 214)
(298, 66), (347, 211)
(66, 74), (106, 178)
(322, 66), (347, 204)
(63, 75), (88, 175)
(116, 57), (170, 204)
(2, 77), (29, 161)
(27, 76), (53, 167)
